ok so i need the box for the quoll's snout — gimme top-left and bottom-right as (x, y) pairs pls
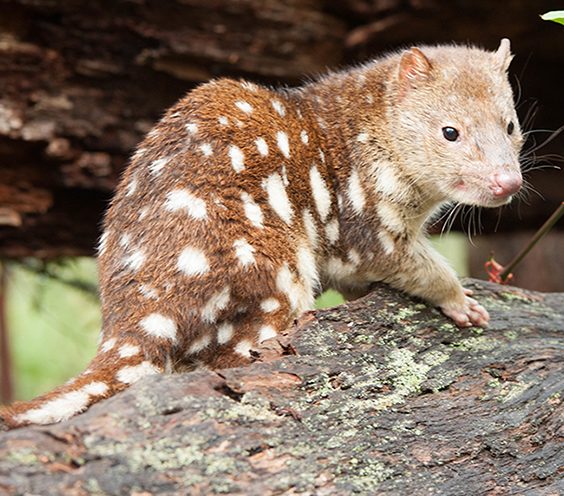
(491, 170), (523, 198)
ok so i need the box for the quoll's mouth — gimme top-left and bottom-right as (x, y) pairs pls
(450, 172), (522, 207)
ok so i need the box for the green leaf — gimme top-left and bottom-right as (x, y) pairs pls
(540, 10), (564, 25)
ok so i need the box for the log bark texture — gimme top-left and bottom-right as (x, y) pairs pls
(0, 0), (563, 257)
(0, 279), (562, 495)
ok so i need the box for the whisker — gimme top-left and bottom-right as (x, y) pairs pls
(441, 203), (463, 237)
(429, 202), (456, 228)
(525, 125), (564, 155)
(512, 74), (522, 106)
(461, 205), (476, 245)
(519, 181), (545, 201)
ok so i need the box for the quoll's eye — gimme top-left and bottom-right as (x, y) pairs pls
(507, 121), (515, 135)
(442, 127), (459, 142)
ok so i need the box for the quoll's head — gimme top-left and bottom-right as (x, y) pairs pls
(391, 39), (523, 207)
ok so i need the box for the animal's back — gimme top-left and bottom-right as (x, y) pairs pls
(99, 78), (331, 368)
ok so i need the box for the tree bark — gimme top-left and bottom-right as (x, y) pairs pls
(0, 279), (562, 495)
(0, 0), (563, 257)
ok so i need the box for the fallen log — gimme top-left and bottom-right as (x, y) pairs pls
(0, 279), (562, 495)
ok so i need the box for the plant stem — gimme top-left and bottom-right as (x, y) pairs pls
(500, 202), (564, 281)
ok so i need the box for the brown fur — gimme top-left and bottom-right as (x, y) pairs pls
(1, 40), (523, 427)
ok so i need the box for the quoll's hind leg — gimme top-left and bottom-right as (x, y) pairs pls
(185, 294), (297, 371)
(0, 332), (174, 427)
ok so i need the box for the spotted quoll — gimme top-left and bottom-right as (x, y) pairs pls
(1, 39), (523, 427)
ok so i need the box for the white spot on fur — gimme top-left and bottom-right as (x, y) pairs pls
(123, 249), (145, 271)
(241, 192), (264, 228)
(378, 230), (395, 255)
(272, 99), (286, 117)
(138, 207), (149, 220)
(260, 298), (280, 313)
(255, 137), (269, 156)
(117, 361), (161, 384)
(126, 178), (137, 197)
(140, 313), (177, 341)
(325, 257), (356, 280)
(233, 239), (256, 267)
(229, 145), (245, 173)
(118, 344), (140, 358)
(133, 147), (146, 160)
(218, 116), (229, 126)
(300, 130), (309, 144)
(302, 209), (318, 249)
(101, 337), (116, 353)
(235, 100), (253, 114)
(178, 247), (209, 276)
(165, 189), (207, 219)
(337, 194), (344, 211)
(324, 220), (338, 245)
(186, 122), (198, 134)
(347, 168), (366, 214)
(297, 245), (320, 293)
(357, 133), (369, 143)
(258, 325), (277, 343)
(377, 202), (404, 234)
(234, 340), (252, 357)
(98, 231), (109, 255)
(309, 166), (332, 222)
(83, 382), (109, 396)
(217, 323), (234, 344)
(276, 263), (312, 312)
(348, 249), (361, 266)
(319, 149), (325, 163)
(241, 81), (259, 92)
(375, 161), (402, 197)
(263, 172), (293, 225)
(199, 143), (213, 157)
(139, 284), (158, 299)
(149, 157), (170, 175)
(14, 383), (109, 424)
(119, 233), (131, 249)
(201, 286), (231, 323)
(189, 334), (212, 354)
(276, 131), (290, 159)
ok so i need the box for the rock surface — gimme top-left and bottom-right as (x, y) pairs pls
(0, 279), (562, 495)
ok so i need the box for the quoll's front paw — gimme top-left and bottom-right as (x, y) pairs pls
(440, 289), (490, 328)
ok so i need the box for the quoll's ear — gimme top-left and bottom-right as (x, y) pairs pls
(398, 47), (432, 87)
(494, 38), (513, 73)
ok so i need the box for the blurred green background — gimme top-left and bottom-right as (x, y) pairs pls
(5, 233), (469, 401)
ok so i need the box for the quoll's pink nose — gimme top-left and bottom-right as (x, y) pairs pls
(491, 171), (523, 197)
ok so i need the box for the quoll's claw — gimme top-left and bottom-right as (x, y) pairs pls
(441, 293), (490, 328)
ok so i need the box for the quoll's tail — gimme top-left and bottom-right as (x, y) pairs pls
(0, 337), (163, 428)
